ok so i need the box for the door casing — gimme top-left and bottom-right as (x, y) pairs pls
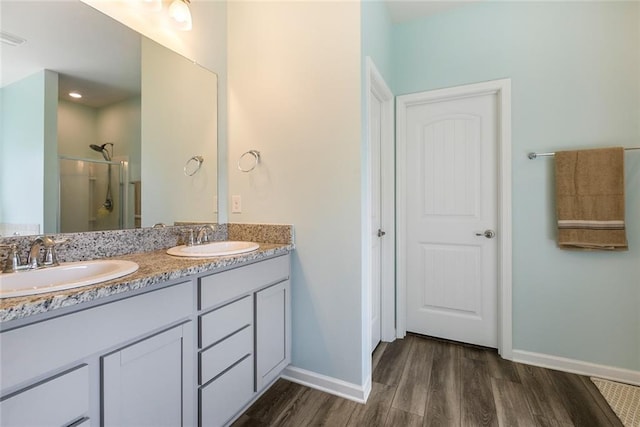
(396, 79), (513, 359)
(364, 57), (396, 359)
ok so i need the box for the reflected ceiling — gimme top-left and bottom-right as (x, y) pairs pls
(1, 1), (140, 107)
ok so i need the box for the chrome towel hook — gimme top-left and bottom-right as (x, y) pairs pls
(238, 150), (260, 172)
(184, 155), (204, 176)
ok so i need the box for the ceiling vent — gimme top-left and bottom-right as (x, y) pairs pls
(1, 31), (27, 46)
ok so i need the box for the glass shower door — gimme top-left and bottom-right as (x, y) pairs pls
(59, 157), (125, 233)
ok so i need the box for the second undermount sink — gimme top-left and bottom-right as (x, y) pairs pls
(0, 260), (139, 299)
(166, 241), (260, 258)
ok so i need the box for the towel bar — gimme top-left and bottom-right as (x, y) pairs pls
(528, 147), (640, 159)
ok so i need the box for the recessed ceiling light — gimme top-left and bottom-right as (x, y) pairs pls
(69, 92), (82, 99)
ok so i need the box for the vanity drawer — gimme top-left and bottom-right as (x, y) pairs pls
(200, 355), (254, 427)
(199, 255), (289, 310)
(0, 364), (89, 427)
(199, 325), (253, 385)
(199, 295), (252, 349)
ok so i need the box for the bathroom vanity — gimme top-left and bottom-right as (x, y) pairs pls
(0, 246), (291, 427)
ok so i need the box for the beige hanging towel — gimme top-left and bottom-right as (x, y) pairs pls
(555, 147), (627, 250)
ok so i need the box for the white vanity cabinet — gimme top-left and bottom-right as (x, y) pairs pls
(197, 254), (291, 427)
(0, 281), (194, 427)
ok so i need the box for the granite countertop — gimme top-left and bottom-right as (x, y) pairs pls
(0, 243), (292, 324)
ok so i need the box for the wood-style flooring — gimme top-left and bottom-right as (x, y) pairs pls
(233, 334), (623, 426)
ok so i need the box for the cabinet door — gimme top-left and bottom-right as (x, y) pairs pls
(102, 322), (192, 427)
(255, 280), (291, 390)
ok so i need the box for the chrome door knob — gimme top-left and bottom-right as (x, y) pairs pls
(475, 230), (496, 239)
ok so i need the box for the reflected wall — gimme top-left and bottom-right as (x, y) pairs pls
(141, 37), (218, 227)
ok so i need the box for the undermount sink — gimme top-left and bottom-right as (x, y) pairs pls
(166, 241), (260, 258)
(0, 260), (139, 299)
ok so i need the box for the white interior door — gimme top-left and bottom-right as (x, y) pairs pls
(403, 90), (499, 348)
(367, 58), (396, 354)
(370, 82), (382, 352)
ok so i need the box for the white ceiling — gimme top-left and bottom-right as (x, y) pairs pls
(385, 0), (482, 23)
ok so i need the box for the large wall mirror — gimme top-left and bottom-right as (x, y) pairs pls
(0, 0), (218, 237)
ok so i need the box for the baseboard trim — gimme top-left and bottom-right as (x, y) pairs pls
(512, 349), (640, 386)
(281, 366), (371, 403)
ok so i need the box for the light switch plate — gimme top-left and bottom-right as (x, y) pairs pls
(232, 195), (242, 213)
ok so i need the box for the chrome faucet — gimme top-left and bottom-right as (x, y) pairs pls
(1, 236), (65, 273)
(1, 244), (27, 273)
(27, 236), (60, 269)
(196, 224), (217, 245)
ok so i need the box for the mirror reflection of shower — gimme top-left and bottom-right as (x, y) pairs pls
(90, 143), (114, 212)
(58, 146), (129, 233)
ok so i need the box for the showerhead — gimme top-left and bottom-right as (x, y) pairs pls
(89, 143), (113, 161)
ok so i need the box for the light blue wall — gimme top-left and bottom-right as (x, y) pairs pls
(362, 0), (393, 86)
(1, 70), (58, 232)
(392, 1), (640, 371)
(1, 73), (45, 228)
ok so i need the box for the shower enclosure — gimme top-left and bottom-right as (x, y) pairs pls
(59, 156), (128, 233)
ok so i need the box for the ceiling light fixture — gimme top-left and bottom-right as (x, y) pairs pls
(69, 92), (82, 99)
(168, 0), (192, 31)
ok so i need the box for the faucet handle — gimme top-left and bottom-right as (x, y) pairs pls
(197, 229), (210, 245)
(42, 247), (58, 267)
(185, 229), (196, 247)
(42, 237), (67, 267)
(196, 224), (216, 245)
(1, 244), (23, 273)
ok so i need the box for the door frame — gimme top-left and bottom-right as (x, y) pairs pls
(364, 57), (396, 352)
(396, 79), (513, 359)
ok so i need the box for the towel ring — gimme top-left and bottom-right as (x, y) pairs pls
(184, 155), (204, 176)
(238, 150), (260, 172)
